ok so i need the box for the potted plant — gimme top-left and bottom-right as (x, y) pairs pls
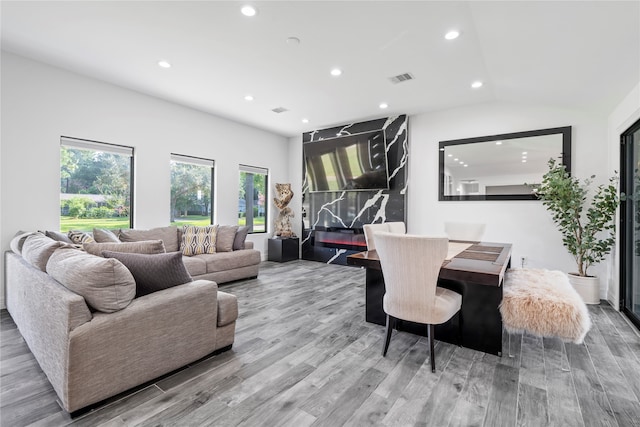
(535, 159), (623, 304)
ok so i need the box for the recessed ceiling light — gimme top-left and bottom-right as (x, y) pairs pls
(471, 81), (483, 89)
(157, 60), (171, 68)
(495, 141), (502, 145)
(244, 95), (254, 101)
(447, 154), (453, 157)
(379, 103), (388, 109)
(464, 164), (469, 167)
(522, 151), (528, 155)
(454, 158), (459, 161)
(241, 5), (257, 16)
(330, 68), (342, 77)
(522, 159), (527, 163)
(302, 118), (309, 124)
(459, 161), (464, 165)
(445, 30), (460, 40)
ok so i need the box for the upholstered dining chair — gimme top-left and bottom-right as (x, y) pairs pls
(444, 222), (486, 242)
(363, 222), (406, 251)
(373, 232), (462, 373)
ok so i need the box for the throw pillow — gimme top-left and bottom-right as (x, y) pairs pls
(233, 226), (250, 250)
(22, 233), (68, 271)
(83, 240), (166, 257)
(102, 251), (192, 298)
(216, 225), (238, 252)
(119, 226), (179, 252)
(44, 230), (74, 244)
(68, 230), (95, 244)
(181, 225), (218, 256)
(9, 231), (36, 255)
(46, 248), (136, 313)
(93, 228), (120, 243)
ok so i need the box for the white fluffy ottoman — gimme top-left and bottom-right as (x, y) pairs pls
(500, 268), (592, 344)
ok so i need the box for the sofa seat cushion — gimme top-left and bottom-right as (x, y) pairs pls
(181, 255), (207, 276)
(217, 291), (238, 327)
(46, 248), (136, 313)
(119, 226), (179, 252)
(102, 251), (192, 298)
(198, 250), (261, 274)
(83, 240), (166, 257)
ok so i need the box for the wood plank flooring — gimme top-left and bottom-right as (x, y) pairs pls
(2, 260), (639, 426)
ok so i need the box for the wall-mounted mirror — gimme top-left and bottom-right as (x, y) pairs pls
(439, 126), (571, 201)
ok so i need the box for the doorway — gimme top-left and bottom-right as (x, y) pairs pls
(621, 118), (640, 330)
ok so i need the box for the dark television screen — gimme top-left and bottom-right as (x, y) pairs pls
(304, 130), (389, 192)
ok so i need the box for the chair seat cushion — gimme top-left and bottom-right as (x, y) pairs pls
(431, 287), (463, 325)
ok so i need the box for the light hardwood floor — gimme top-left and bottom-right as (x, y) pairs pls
(2, 260), (639, 426)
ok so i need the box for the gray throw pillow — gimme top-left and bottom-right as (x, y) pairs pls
(22, 233), (68, 271)
(216, 225), (238, 252)
(102, 251), (193, 298)
(45, 230), (74, 244)
(46, 248), (136, 313)
(93, 228), (120, 243)
(119, 226), (179, 252)
(83, 240), (166, 256)
(233, 226), (250, 250)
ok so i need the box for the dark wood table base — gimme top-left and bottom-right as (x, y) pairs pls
(364, 269), (503, 356)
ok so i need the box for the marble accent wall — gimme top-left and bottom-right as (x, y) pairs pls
(302, 115), (409, 264)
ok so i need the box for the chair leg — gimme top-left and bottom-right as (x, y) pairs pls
(457, 311), (463, 347)
(382, 315), (394, 357)
(561, 340), (570, 372)
(508, 332), (514, 358)
(428, 324), (436, 372)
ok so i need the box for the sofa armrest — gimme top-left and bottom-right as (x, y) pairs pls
(65, 279), (219, 412)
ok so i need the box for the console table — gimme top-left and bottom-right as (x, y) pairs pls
(346, 241), (512, 356)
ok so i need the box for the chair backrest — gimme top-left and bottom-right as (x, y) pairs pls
(374, 231), (448, 324)
(444, 222), (486, 241)
(363, 222), (406, 250)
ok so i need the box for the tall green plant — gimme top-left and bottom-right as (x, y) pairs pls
(535, 159), (622, 277)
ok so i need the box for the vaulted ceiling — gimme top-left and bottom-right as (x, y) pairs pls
(2, 1), (638, 137)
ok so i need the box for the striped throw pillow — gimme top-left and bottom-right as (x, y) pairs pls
(181, 225), (218, 256)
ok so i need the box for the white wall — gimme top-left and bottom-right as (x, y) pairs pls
(407, 102), (612, 295)
(0, 52), (289, 308)
(607, 82), (640, 308)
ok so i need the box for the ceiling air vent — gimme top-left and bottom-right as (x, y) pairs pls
(271, 107), (289, 114)
(389, 73), (414, 84)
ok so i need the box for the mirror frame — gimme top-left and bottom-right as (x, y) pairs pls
(439, 126), (572, 201)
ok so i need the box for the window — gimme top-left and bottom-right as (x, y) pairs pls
(60, 137), (134, 232)
(238, 165), (268, 233)
(170, 154), (214, 226)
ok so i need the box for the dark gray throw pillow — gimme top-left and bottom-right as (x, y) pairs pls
(102, 251), (192, 298)
(233, 226), (250, 250)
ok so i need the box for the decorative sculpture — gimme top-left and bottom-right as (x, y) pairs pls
(273, 183), (296, 238)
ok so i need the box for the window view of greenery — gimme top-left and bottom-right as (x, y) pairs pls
(60, 144), (132, 232)
(239, 169), (267, 233)
(170, 157), (213, 227)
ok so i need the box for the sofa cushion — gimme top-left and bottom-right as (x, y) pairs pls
(102, 251), (192, 298)
(199, 250), (261, 274)
(68, 230), (95, 244)
(83, 240), (166, 257)
(216, 225), (238, 252)
(46, 248), (136, 313)
(217, 291), (239, 327)
(10, 231), (36, 255)
(22, 233), (68, 271)
(93, 228), (120, 243)
(119, 226), (179, 252)
(181, 225), (218, 256)
(181, 255), (207, 276)
(45, 230), (74, 244)
(233, 226), (250, 250)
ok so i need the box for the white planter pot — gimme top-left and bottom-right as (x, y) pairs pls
(568, 274), (600, 304)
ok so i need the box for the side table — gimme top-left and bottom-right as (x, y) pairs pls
(268, 237), (299, 262)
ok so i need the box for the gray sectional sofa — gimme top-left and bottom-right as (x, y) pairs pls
(5, 225), (260, 413)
